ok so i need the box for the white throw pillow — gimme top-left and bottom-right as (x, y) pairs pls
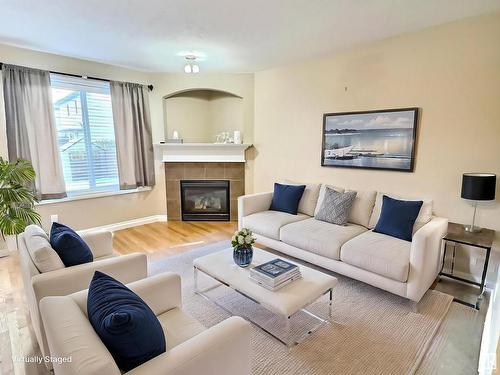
(368, 192), (433, 232)
(282, 180), (321, 217)
(24, 225), (65, 273)
(314, 184), (345, 217)
(345, 189), (377, 228)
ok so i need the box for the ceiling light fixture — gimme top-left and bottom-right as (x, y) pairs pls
(184, 55), (199, 74)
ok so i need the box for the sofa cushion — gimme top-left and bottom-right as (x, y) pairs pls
(314, 184), (345, 216)
(373, 195), (423, 241)
(345, 189), (377, 228)
(315, 188), (357, 226)
(24, 225), (65, 273)
(283, 180), (321, 216)
(242, 211), (309, 240)
(157, 307), (206, 350)
(87, 271), (166, 372)
(270, 183), (306, 215)
(368, 192), (432, 232)
(340, 231), (411, 282)
(50, 222), (94, 267)
(280, 218), (367, 260)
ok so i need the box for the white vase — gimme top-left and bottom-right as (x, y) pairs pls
(234, 131), (242, 144)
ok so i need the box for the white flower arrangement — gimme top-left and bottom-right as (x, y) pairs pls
(231, 227), (256, 248)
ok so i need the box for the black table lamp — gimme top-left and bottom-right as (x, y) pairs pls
(461, 173), (496, 232)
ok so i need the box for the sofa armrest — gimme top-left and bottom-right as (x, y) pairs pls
(125, 273), (182, 315)
(406, 217), (448, 302)
(31, 253), (147, 364)
(40, 296), (121, 375)
(79, 230), (114, 258)
(126, 316), (252, 375)
(71, 272), (182, 317)
(32, 253), (147, 303)
(238, 191), (273, 227)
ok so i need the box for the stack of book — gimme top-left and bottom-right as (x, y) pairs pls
(249, 259), (301, 291)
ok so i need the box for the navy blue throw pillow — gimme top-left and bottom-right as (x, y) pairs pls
(50, 222), (93, 267)
(373, 195), (423, 241)
(87, 271), (166, 372)
(269, 183), (306, 215)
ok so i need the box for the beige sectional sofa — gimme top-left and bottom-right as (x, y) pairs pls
(238, 183), (448, 303)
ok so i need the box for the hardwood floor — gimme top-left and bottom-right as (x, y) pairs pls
(113, 220), (237, 260)
(0, 220), (237, 375)
(0, 253), (46, 375)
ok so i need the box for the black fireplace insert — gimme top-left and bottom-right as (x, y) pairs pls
(180, 180), (230, 221)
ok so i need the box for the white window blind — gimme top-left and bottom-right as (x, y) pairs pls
(50, 74), (119, 195)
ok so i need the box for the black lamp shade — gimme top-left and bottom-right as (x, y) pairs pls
(461, 173), (496, 201)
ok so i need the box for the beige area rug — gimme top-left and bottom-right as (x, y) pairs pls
(150, 241), (453, 375)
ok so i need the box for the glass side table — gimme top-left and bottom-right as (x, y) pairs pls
(438, 222), (495, 309)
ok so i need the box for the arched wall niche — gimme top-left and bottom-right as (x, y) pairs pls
(163, 88), (244, 143)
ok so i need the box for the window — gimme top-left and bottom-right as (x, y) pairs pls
(50, 74), (119, 196)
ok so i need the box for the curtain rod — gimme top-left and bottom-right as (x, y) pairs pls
(0, 62), (153, 91)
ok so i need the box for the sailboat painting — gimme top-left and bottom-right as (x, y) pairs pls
(321, 108), (418, 172)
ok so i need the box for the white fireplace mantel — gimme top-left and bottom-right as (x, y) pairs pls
(155, 143), (252, 163)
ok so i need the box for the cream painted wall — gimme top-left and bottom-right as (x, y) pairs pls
(164, 90), (244, 143)
(0, 43), (166, 230)
(253, 13), (500, 282)
(208, 92), (244, 137)
(165, 91), (212, 142)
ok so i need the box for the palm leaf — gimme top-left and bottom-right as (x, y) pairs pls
(0, 157), (39, 235)
(9, 206), (40, 224)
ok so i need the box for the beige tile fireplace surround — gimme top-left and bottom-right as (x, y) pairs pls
(165, 162), (245, 220)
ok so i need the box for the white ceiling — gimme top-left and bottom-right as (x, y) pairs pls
(0, 0), (499, 73)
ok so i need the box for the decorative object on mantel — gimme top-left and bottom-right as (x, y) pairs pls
(167, 130), (183, 144)
(231, 227), (256, 267)
(438, 222), (495, 309)
(321, 108), (418, 172)
(233, 130), (242, 144)
(215, 131), (233, 144)
(460, 173), (496, 232)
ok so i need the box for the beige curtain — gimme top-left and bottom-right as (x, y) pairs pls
(2, 64), (66, 199)
(110, 81), (155, 189)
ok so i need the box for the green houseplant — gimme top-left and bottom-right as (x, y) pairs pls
(0, 157), (40, 252)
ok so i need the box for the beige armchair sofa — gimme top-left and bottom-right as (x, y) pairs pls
(238, 183), (448, 303)
(40, 273), (252, 375)
(18, 225), (148, 365)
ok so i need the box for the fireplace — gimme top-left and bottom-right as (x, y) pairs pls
(180, 180), (230, 221)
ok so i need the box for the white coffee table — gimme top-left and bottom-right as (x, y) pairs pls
(193, 247), (338, 346)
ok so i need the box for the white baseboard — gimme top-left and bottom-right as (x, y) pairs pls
(78, 215), (168, 234)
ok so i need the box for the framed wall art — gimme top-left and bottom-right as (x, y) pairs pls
(321, 108), (418, 172)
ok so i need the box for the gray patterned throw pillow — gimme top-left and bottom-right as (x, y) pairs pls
(315, 188), (357, 225)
